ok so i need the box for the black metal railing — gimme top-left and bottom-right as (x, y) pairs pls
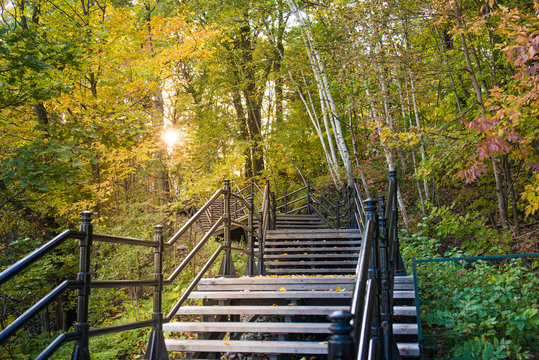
(0, 178), (271, 360)
(328, 171), (405, 360)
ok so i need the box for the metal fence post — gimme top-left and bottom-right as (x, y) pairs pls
(72, 211), (92, 360)
(258, 210), (266, 275)
(145, 225), (168, 360)
(328, 310), (355, 360)
(219, 179), (236, 277)
(379, 215), (395, 360)
(336, 200), (340, 229)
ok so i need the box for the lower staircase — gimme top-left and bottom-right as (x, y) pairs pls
(163, 214), (420, 359)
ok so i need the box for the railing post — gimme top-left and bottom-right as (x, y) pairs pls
(258, 210), (266, 275)
(367, 199), (382, 358)
(219, 179), (236, 277)
(270, 191), (277, 230)
(328, 310), (355, 360)
(306, 182), (311, 215)
(390, 171), (406, 276)
(72, 211), (92, 360)
(347, 187), (352, 228)
(244, 196), (258, 276)
(378, 214), (394, 360)
(145, 225), (168, 360)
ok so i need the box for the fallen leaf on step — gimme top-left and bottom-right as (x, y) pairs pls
(319, 341), (328, 344)
(279, 287), (287, 292)
(335, 286), (343, 292)
(272, 304), (277, 307)
(224, 341), (231, 345)
(288, 303), (297, 306)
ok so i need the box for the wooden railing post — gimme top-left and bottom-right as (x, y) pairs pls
(72, 211), (92, 360)
(328, 310), (355, 360)
(145, 225), (168, 360)
(244, 196), (258, 276)
(219, 179), (236, 277)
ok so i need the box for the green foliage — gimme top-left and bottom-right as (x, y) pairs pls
(418, 258), (539, 359)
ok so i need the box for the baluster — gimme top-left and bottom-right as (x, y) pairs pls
(72, 211), (92, 360)
(328, 310), (355, 360)
(145, 225), (168, 360)
(219, 179), (236, 277)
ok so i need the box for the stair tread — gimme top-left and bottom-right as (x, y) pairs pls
(188, 289), (415, 299)
(266, 268), (356, 274)
(265, 254), (359, 259)
(163, 322), (417, 334)
(165, 339), (420, 356)
(264, 240), (360, 246)
(189, 290), (354, 299)
(173, 305), (349, 316)
(264, 246), (361, 252)
(266, 260), (358, 266)
(165, 339), (328, 354)
(198, 275), (413, 285)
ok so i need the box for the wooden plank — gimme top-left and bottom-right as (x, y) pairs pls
(163, 321), (331, 333)
(266, 233), (361, 240)
(197, 283), (353, 291)
(173, 305), (349, 316)
(393, 306), (417, 316)
(198, 276), (356, 285)
(165, 339), (328, 354)
(188, 290), (353, 300)
(265, 268), (356, 274)
(397, 343), (420, 357)
(266, 261), (358, 267)
(265, 254), (358, 259)
(264, 240), (360, 246)
(393, 323), (418, 335)
(165, 339), (419, 357)
(264, 246), (361, 252)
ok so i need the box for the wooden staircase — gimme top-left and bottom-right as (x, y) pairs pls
(163, 214), (420, 359)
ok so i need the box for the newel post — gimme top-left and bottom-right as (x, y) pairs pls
(145, 225), (168, 359)
(219, 179), (236, 277)
(306, 182), (311, 215)
(366, 198), (382, 357)
(328, 310), (355, 360)
(72, 211), (92, 360)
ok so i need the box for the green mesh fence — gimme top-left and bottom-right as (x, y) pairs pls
(412, 253), (539, 360)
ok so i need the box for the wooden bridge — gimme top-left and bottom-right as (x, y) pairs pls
(0, 173), (420, 359)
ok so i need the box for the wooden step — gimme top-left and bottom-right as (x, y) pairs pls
(165, 339), (420, 357)
(266, 260), (359, 267)
(188, 290), (353, 300)
(188, 290), (414, 301)
(173, 305), (348, 316)
(264, 246), (361, 253)
(265, 253), (359, 259)
(165, 339), (327, 354)
(394, 306), (417, 316)
(163, 322), (417, 335)
(264, 240), (360, 246)
(265, 268), (357, 274)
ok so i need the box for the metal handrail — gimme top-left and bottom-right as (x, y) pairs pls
(0, 280), (79, 346)
(166, 245), (224, 320)
(93, 233), (159, 248)
(168, 188), (224, 245)
(0, 230), (83, 286)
